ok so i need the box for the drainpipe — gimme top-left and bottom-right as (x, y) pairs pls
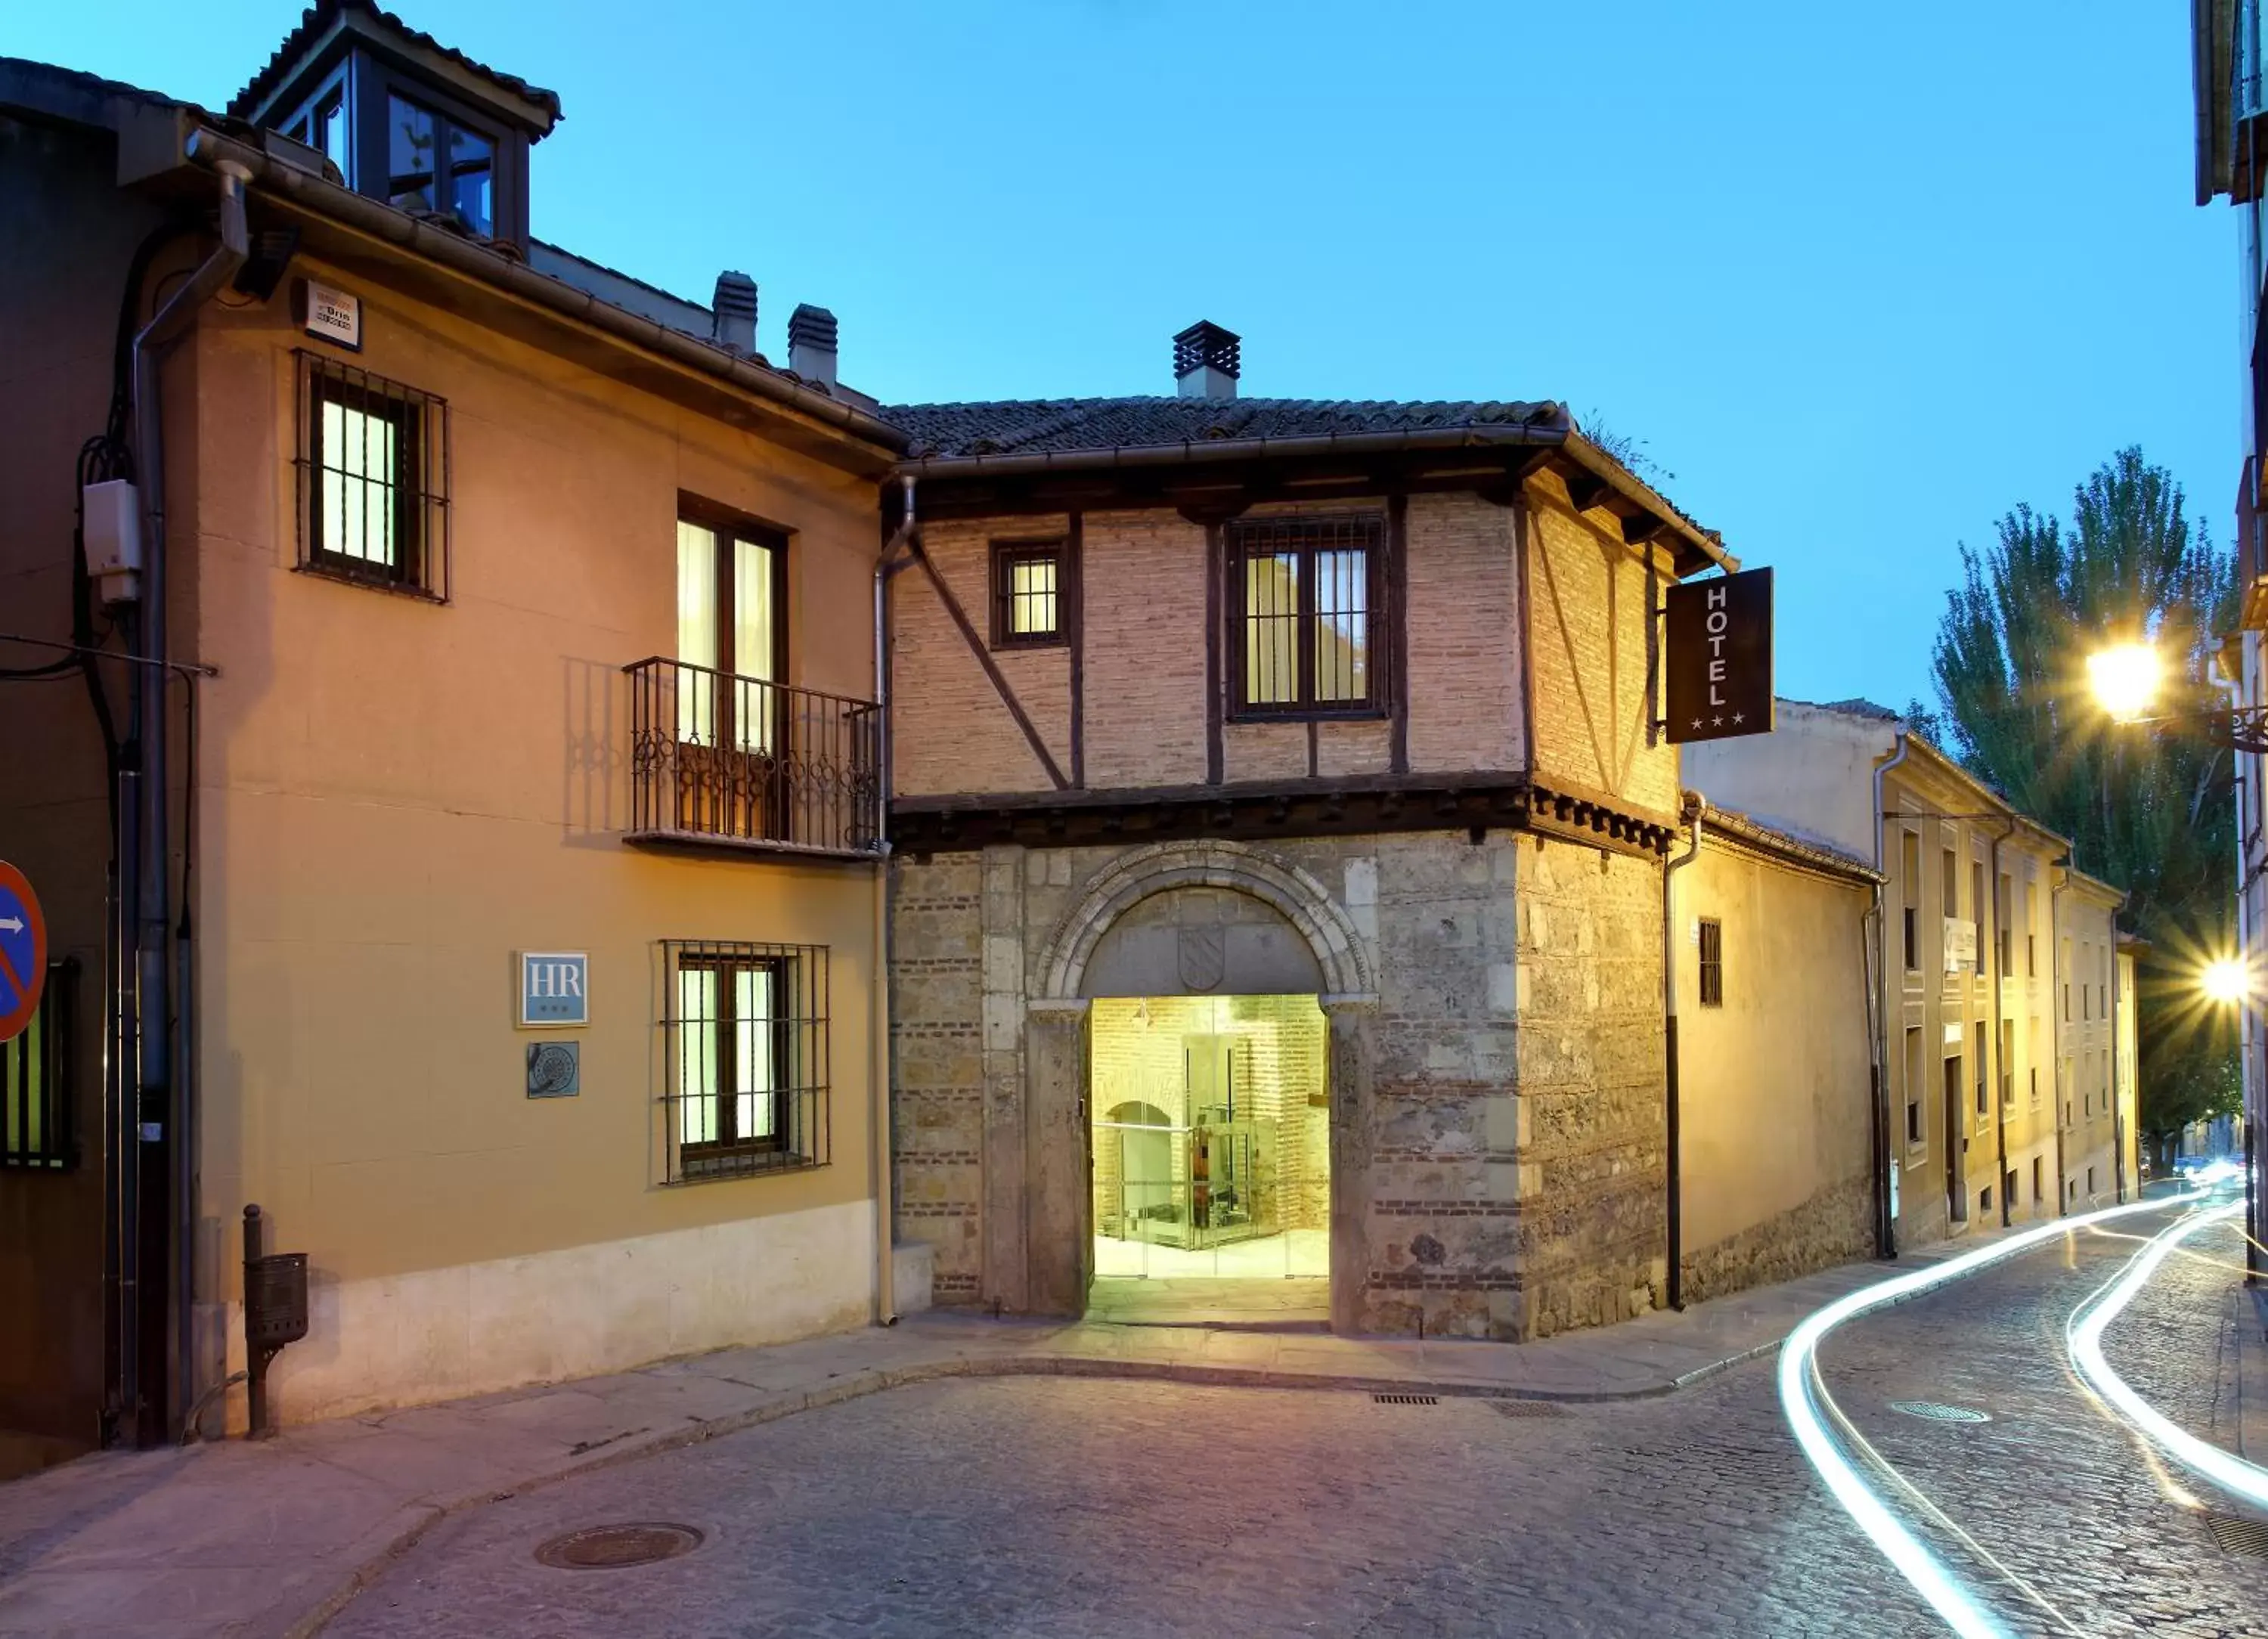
(868, 476), (916, 1326)
(128, 153), (249, 1442)
(1987, 820), (2017, 1228)
(2049, 860), (2068, 1215)
(1869, 730), (1910, 1258)
(2112, 936), (2127, 1204)
(2215, 661), (2258, 1277)
(1662, 792), (1704, 1311)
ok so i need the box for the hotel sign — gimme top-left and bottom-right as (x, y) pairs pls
(518, 952), (589, 1027)
(1665, 568), (1774, 744)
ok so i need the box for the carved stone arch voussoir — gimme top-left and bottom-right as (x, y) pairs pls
(1034, 839), (1373, 1001)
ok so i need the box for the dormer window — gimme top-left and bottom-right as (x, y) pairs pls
(230, 3), (559, 250)
(279, 70), (351, 178)
(386, 94), (494, 237)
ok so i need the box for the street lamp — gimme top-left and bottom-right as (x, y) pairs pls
(2204, 956), (2252, 1005)
(2087, 643), (2165, 723)
(2086, 639), (2268, 751)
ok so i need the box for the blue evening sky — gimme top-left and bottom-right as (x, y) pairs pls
(11, 1), (2232, 714)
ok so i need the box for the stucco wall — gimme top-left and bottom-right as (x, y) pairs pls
(176, 256), (887, 1418)
(1684, 700), (1895, 861)
(0, 114), (180, 1444)
(1675, 838), (1874, 1302)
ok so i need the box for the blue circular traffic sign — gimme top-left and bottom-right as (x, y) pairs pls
(0, 861), (48, 1045)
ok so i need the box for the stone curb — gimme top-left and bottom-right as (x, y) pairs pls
(290, 1342), (1788, 1634)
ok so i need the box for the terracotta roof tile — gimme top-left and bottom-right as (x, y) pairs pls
(884, 395), (1566, 459)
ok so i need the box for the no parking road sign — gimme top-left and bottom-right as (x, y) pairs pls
(0, 861), (48, 1045)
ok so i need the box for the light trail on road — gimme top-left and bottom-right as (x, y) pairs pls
(2065, 1199), (2264, 1510)
(1776, 1193), (2206, 1639)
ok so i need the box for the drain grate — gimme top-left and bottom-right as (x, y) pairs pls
(1488, 1399), (1570, 1420)
(1373, 1393), (1438, 1405)
(534, 1523), (705, 1570)
(2205, 1513), (2268, 1558)
(1888, 1401), (1992, 1424)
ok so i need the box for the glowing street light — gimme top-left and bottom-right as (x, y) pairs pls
(2204, 956), (2251, 1005)
(2087, 642), (2164, 723)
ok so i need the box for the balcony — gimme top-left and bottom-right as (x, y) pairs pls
(624, 657), (882, 860)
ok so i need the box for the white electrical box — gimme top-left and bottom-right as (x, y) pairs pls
(82, 479), (142, 602)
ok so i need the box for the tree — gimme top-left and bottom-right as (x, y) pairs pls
(1925, 448), (2239, 1162)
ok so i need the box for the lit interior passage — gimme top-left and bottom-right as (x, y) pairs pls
(1089, 995), (1329, 1281)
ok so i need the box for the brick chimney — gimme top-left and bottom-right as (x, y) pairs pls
(711, 271), (757, 354)
(1174, 320), (1240, 401)
(789, 304), (838, 389)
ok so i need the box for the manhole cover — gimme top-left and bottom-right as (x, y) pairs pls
(534, 1523), (704, 1570)
(1373, 1393), (1438, 1405)
(2205, 1513), (2268, 1558)
(1889, 1401), (1992, 1424)
(1488, 1399), (1569, 1420)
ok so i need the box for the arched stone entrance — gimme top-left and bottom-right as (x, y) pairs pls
(1022, 842), (1378, 1334)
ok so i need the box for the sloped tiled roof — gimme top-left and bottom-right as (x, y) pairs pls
(228, 0), (561, 127)
(885, 395), (1566, 460)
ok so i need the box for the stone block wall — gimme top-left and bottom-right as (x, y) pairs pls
(888, 829), (1678, 1343)
(888, 852), (985, 1300)
(1678, 1169), (1874, 1306)
(1510, 839), (1668, 1337)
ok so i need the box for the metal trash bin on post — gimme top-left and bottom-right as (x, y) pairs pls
(241, 1204), (308, 1438)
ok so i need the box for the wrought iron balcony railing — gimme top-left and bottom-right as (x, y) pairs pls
(624, 657), (882, 859)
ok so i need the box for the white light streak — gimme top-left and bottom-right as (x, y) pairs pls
(1777, 1194), (2199, 1637)
(2065, 1201), (2266, 1509)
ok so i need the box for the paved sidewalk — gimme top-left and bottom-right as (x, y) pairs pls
(0, 1244), (1970, 1638)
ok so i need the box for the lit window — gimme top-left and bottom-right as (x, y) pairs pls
(1228, 515), (1382, 716)
(990, 541), (1067, 648)
(663, 941), (830, 1183)
(296, 353), (448, 596)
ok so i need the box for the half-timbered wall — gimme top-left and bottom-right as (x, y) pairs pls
(890, 491), (1538, 801)
(1522, 469), (1680, 820)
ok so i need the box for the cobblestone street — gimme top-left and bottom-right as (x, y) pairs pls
(327, 1201), (2268, 1638)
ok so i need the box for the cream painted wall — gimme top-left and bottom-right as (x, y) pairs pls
(1684, 701), (1896, 861)
(1675, 838), (1873, 1256)
(178, 259), (888, 1411)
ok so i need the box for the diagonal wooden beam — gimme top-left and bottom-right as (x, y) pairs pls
(909, 536), (1071, 791)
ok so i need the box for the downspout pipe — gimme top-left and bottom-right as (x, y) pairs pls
(868, 476), (917, 1327)
(1662, 792), (1704, 1312)
(2214, 661), (2258, 1278)
(2049, 860), (2068, 1215)
(1869, 730), (1911, 1258)
(1987, 820), (2018, 1228)
(2111, 936), (2126, 1203)
(129, 158), (249, 1442)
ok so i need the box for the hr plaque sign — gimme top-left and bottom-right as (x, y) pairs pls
(1665, 567), (1774, 744)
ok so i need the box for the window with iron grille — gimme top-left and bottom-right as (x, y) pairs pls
(1227, 514), (1384, 717)
(1697, 918), (1724, 1007)
(659, 940), (829, 1183)
(990, 540), (1068, 649)
(3, 959), (77, 1171)
(294, 350), (449, 598)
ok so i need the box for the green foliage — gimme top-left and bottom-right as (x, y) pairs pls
(1926, 448), (2240, 1142)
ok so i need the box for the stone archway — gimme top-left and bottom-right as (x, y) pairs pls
(1021, 841), (1379, 1334)
(1033, 841), (1374, 1002)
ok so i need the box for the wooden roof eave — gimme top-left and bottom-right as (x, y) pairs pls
(897, 423), (1731, 578)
